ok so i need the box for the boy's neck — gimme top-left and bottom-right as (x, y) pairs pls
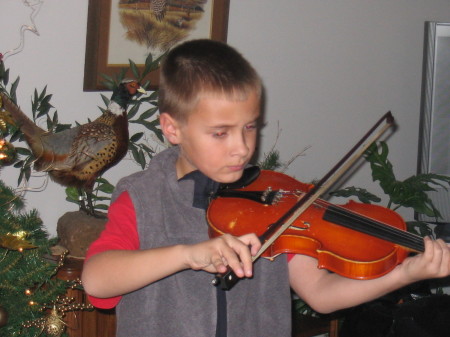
(176, 156), (194, 179)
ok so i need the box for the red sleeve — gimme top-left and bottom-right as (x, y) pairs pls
(84, 191), (139, 309)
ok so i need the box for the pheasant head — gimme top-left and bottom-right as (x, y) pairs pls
(108, 79), (147, 114)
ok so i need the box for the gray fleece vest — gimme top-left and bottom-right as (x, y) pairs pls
(113, 147), (292, 337)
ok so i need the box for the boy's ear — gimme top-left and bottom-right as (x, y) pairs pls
(160, 112), (182, 144)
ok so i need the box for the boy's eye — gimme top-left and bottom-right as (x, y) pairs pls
(246, 123), (257, 131)
(213, 131), (227, 138)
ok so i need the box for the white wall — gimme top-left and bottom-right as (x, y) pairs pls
(1, 0), (450, 236)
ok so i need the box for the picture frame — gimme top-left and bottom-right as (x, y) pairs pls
(83, 0), (230, 91)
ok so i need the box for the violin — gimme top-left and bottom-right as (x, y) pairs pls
(207, 168), (424, 288)
(207, 111), (424, 290)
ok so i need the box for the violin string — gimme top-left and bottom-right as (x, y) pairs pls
(326, 207), (424, 251)
(314, 199), (421, 241)
(312, 199), (425, 252)
(230, 188), (425, 251)
(281, 191), (424, 251)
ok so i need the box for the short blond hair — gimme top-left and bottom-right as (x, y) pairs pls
(159, 39), (262, 122)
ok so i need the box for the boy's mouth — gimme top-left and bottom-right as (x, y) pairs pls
(228, 164), (245, 172)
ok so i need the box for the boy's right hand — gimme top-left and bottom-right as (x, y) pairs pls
(183, 233), (261, 278)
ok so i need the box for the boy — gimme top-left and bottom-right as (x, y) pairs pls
(82, 39), (450, 337)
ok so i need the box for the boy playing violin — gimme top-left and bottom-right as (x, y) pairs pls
(81, 39), (450, 337)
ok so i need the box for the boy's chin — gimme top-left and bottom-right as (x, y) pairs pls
(214, 171), (245, 184)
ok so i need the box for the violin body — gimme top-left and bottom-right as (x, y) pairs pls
(207, 170), (412, 280)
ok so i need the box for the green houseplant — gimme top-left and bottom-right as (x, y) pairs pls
(330, 141), (450, 237)
(291, 140), (450, 333)
(322, 141), (450, 336)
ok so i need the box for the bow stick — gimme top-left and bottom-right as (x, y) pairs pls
(213, 111), (395, 290)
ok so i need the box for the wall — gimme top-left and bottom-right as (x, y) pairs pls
(1, 0), (450, 236)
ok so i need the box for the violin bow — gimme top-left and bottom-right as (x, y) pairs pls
(213, 111), (395, 290)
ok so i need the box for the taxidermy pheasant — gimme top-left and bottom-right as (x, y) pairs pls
(0, 79), (146, 216)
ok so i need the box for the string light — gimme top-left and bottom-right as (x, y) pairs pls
(0, 128), (5, 162)
(0, 138), (16, 165)
(21, 251), (93, 336)
(0, 139), (6, 156)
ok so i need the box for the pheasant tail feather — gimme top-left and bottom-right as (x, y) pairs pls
(0, 92), (46, 136)
(0, 92), (46, 152)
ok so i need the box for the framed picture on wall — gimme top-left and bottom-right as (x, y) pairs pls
(83, 0), (230, 91)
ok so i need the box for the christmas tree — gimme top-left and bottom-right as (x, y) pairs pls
(0, 54), (92, 337)
(0, 179), (71, 337)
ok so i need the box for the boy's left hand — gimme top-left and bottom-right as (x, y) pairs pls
(400, 237), (450, 282)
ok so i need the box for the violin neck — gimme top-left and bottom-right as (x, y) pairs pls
(323, 205), (425, 253)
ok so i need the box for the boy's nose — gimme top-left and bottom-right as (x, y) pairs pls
(231, 133), (251, 157)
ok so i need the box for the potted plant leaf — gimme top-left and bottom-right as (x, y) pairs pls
(330, 141), (450, 236)
(329, 141), (450, 337)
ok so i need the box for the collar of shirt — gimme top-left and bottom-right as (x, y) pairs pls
(179, 170), (219, 210)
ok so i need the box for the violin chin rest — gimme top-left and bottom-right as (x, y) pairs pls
(218, 166), (261, 190)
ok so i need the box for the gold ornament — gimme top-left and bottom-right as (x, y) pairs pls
(0, 231), (37, 251)
(0, 115), (7, 132)
(0, 93), (17, 134)
(0, 138), (16, 165)
(22, 293), (93, 336)
(43, 307), (66, 337)
(21, 254), (93, 335)
(10, 230), (27, 239)
(0, 108), (17, 131)
(22, 306), (66, 337)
